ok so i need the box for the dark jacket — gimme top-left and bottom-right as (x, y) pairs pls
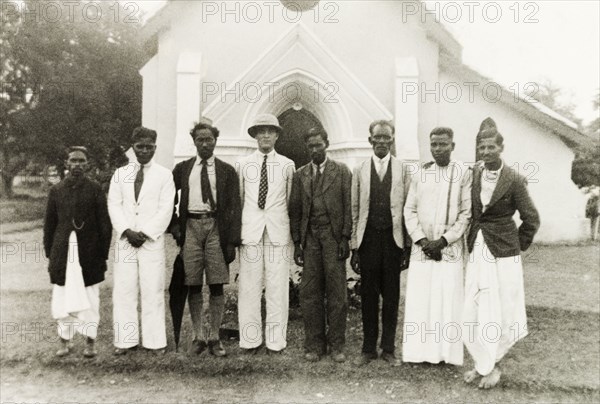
(170, 156), (242, 260)
(289, 158), (352, 247)
(43, 176), (112, 286)
(467, 163), (540, 258)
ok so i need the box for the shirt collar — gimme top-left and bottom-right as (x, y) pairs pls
(196, 155), (215, 165)
(256, 149), (276, 159)
(135, 159), (153, 168)
(482, 160), (504, 174)
(372, 153), (391, 164)
(311, 157), (328, 172)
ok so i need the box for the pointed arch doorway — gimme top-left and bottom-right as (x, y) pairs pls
(276, 107), (324, 168)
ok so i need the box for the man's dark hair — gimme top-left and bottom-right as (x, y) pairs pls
(189, 123), (220, 139)
(131, 127), (157, 143)
(477, 128), (504, 146)
(303, 127), (329, 145)
(65, 146), (89, 159)
(369, 120), (395, 136)
(430, 127), (454, 140)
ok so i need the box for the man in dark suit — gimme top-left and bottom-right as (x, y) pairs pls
(170, 122), (241, 357)
(44, 146), (112, 358)
(289, 127), (352, 363)
(463, 127), (540, 389)
(350, 120), (412, 367)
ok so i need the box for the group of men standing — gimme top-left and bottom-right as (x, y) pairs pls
(43, 113), (539, 389)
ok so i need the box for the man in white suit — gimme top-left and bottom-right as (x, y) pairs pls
(236, 114), (295, 354)
(108, 127), (175, 354)
(350, 120), (412, 366)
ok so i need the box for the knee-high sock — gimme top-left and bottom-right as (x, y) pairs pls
(188, 287), (205, 340)
(208, 294), (224, 341)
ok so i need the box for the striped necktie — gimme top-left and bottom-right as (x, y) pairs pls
(258, 155), (268, 209)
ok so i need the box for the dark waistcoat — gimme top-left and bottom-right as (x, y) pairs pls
(367, 160), (392, 230)
(309, 173), (331, 226)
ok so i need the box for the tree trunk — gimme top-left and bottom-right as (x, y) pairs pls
(0, 173), (15, 199)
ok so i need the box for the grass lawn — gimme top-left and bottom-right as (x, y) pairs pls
(1, 225), (599, 403)
(0, 185), (48, 230)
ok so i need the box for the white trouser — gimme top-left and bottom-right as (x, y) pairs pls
(238, 228), (291, 351)
(113, 240), (166, 349)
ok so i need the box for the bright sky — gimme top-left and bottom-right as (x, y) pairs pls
(135, 0), (599, 124)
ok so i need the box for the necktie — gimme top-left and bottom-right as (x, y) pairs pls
(201, 159), (216, 210)
(258, 154), (268, 209)
(134, 164), (144, 201)
(313, 163), (322, 193)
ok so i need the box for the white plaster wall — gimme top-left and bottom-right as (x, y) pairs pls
(140, 1), (587, 242)
(141, 0), (441, 166)
(436, 71), (588, 242)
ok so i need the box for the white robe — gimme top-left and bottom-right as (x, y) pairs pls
(51, 231), (100, 340)
(402, 161), (472, 365)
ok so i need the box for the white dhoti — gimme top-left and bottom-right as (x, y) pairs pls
(238, 228), (290, 351)
(113, 239), (167, 349)
(462, 231), (528, 376)
(402, 246), (464, 365)
(51, 231), (100, 340)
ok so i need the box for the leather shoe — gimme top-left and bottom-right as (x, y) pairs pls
(243, 346), (262, 355)
(83, 338), (97, 358)
(354, 352), (378, 366)
(304, 352), (320, 362)
(266, 348), (283, 355)
(148, 347), (167, 355)
(331, 351), (346, 363)
(55, 345), (70, 357)
(208, 340), (227, 357)
(191, 339), (207, 355)
(56, 339), (72, 357)
(114, 346), (138, 356)
(381, 351), (401, 367)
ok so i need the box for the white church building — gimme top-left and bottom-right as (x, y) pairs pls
(139, 0), (592, 242)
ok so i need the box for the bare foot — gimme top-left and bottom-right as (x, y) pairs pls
(479, 368), (501, 389)
(464, 369), (479, 384)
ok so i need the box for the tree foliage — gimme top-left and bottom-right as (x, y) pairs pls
(526, 81), (599, 187)
(0, 0), (144, 197)
(572, 90), (600, 188)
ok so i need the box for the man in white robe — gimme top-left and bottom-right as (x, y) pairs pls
(463, 126), (540, 389)
(402, 127), (472, 366)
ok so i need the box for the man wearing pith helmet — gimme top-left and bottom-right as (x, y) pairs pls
(236, 113), (295, 354)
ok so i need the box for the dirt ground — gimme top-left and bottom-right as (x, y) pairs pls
(1, 227), (599, 403)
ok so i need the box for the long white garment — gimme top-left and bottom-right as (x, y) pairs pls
(51, 231), (100, 340)
(402, 162), (472, 365)
(462, 231), (528, 376)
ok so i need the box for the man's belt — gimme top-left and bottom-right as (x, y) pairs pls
(188, 211), (216, 219)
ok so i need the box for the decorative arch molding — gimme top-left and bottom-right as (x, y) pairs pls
(194, 22), (392, 162)
(239, 68), (353, 146)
